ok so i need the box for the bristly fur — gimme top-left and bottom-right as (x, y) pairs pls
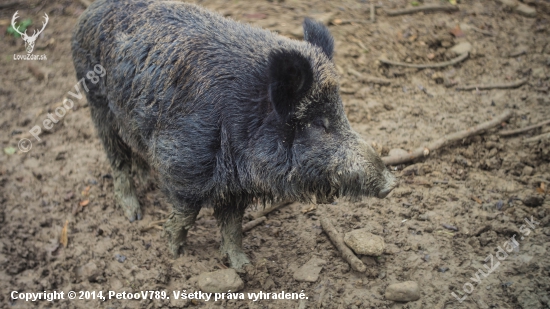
(72, 0), (394, 215)
(303, 18), (334, 60)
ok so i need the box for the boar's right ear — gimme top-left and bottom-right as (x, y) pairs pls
(268, 49), (314, 122)
(303, 18), (334, 60)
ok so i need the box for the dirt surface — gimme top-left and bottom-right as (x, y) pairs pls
(1, 0), (549, 308)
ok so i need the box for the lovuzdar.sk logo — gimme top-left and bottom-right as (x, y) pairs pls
(11, 11), (48, 60)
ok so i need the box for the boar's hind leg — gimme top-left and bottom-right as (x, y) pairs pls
(215, 206), (250, 270)
(164, 208), (200, 258)
(89, 103), (142, 222)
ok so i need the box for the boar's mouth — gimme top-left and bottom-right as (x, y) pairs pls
(311, 160), (396, 204)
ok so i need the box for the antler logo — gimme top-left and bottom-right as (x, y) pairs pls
(11, 11), (49, 54)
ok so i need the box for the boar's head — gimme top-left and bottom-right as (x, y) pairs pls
(247, 18), (396, 204)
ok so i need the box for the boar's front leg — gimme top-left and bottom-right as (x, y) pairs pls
(164, 207), (200, 258)
(215, 206), (250, 270)
(88, 97), (142, 222)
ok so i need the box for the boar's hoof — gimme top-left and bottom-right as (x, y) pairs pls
(115, 191), (142, 222)
(113, 168), (142, 222)
(164, 211), (196, 258)
(222, 248), (250, 271)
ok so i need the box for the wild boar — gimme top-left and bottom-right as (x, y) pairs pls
(72, 0), (396, 269)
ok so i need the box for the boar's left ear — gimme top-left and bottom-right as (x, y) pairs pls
(303, 18), (334, 60)
(268, 49), (314, 122)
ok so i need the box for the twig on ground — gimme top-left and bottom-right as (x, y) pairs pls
(320, 218), (366, 273)
(76, 0), (91, 8)
(348, 68), (392, 85)
(370, 3), (376, 23)
(456, 78), (528, 91)
(523, 132), (550, 143)
(471, 26), (494, 36)
(252, 201), (293, 219)
(385, 4), (459, 16)
(243, 216), (267, 232)
(382, 110), (513, 165)
(363, 75), (392, 85)
(499, 119), (550, 137)
(379, 52), (468, 69)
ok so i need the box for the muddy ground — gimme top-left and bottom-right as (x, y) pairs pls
(1, 0), (549, 308)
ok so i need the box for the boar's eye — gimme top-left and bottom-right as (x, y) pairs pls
(312, 118), (329, 132)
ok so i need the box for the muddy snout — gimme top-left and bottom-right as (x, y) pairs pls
(377, 168), (397, 198)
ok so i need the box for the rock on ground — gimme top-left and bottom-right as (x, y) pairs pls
(450, 42), (472, 55)
(293, 257), (327, 282)
(197, 269), (244, 293)
(515, 3), (536, 17)
(343, 229), (385, 256)
(385, 281), (420, 302)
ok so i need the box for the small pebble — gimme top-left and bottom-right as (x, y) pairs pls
(293, 258), (326, 282)
(198, 269), (244, 293)
(450, 42), (472, 55)
(438, 267), (449, 273)
(385, 281), (420, 302)
(344, 229), (385, 256)
(114, 254), (126, 263)
(495, 200), (504, 211)
(442, 224), (459, 231)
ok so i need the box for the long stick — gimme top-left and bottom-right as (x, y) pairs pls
(456, 78), (528, 91)
(385, 4), (459, 16)
(382, 110), (513, 165)
(379, 52), (468, 69)
(320, 218), (366, 273)
(523, 132), (550, 143)
(499, 119), (550, 136)
(243, 216), (266, 232)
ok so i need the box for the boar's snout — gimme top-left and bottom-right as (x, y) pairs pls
(377, 168), (396, 198)
(356, 138), (397, 199)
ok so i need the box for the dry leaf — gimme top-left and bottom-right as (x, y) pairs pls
(79, 200), (89, 207)
(450, 25), (464, 38)
(60, 220), (69, 248)
(536, 183), (546, 194)
(471, 196), (482, 204)
(81, 186), (91, 196)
